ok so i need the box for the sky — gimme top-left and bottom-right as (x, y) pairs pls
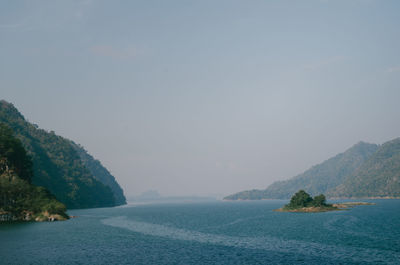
(1, 0), (400, 197)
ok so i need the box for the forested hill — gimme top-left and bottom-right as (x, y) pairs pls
(224, 139), (400, 200)
(260, 142), (379, 198)
(330, 137), (400, 198)
(0, 123), (68, 221)
(71, 142), (126, 205)
(0, 100), (126, 208)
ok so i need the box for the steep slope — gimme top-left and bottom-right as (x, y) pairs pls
(225, 142), (379, 200)
(71, 142), (126, 205)
(0, 123), (68, 221)
(331, 138), (400, 198)
(0, 100), (119, 209)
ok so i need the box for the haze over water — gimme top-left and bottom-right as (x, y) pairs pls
(1, 2), (400, 264)
(2, 0), (400, 197)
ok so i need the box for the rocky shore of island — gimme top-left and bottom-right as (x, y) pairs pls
(275, 205), (338, 213)
(332, 202), (375, 208)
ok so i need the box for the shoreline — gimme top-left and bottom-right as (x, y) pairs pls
(274, 202), (376, 213)
(274, 206), (340, 213)
(224, 197), (400, 201)
(0, 210), (69, 222)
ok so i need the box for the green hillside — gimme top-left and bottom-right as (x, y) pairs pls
(0, 124), (68, 221)
(331, 138), (400, 198)
(225, 141), (387, 200)
(0, 100), (126, 208)
(71, 142), (126, 205)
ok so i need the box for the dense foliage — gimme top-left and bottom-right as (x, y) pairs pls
(0, 174), (68, 221)
(0, 125), (68, 221)
(225, 139), (400, 200)
(284, 190), (330, 210)
(0, 124), (33, 183)
(72, 142), (126, 205)
(0, 100), (125, 209)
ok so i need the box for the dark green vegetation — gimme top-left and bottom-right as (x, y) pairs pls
(278, 190), (337, 212)
(71, 142), (126, 205)
(225, 139), (400, 200)
(0, 123), (33, 183)
(0, 100), (126, 209)
(0, 124), (68, 221)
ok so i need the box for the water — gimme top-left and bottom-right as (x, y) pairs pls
(1, 200), (399, 264)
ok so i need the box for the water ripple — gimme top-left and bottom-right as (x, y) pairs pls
(102, 216), (400, 264)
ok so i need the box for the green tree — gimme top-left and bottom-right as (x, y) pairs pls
(0, 123), (32, 183)
(287, 190), (313, 208)
(312, 194), (326, 206)
(0, 101), (119, 209)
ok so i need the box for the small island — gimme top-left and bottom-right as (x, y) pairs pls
(275, 190), (374, 213)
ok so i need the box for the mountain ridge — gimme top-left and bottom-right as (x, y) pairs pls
(224, 139), (400, 200)
(0, 100), (126, 209)
(329, 137), (400, 198)
(71, 141), (126, 205)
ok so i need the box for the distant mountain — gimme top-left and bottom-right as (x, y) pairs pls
(330, 138), (400, 198)
(224, 140), (400, 200)
(0, 100), (126, 209)
(223, 189), (265, 200)
(135, 190), (161, 200)
(126, 190), (217, 203)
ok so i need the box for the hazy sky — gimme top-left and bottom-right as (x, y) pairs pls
(1, 0), (400, 197)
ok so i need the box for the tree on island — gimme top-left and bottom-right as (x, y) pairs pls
(287, 190), (312, 208)
(312, 194), (327, 207)
(278, 190), (373, 212)
(284, 190), (330, 209)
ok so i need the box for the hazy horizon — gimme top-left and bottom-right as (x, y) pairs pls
(2, 0), (400, 197)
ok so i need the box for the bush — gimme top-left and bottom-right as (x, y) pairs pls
(284, 190), (331, 209)
(312, 194), (326, 206)
(287, 190), (313, 208)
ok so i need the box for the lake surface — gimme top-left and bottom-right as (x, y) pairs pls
(1, 200), (399, 264)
